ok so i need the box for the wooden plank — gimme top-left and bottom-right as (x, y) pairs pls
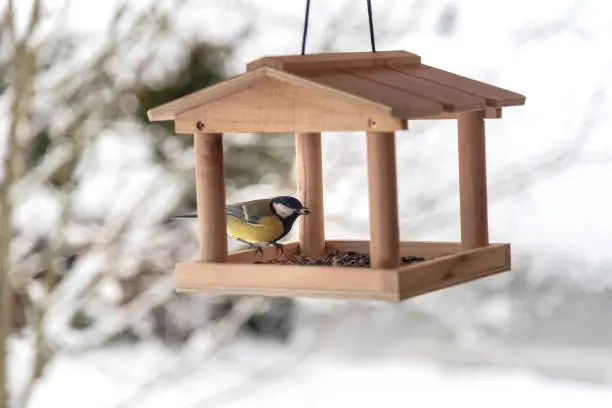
(171, 240), (510, 301)
(417, 107), (502, 120)
(299, 69), (444, 118)
(227, 242), (301, 263)
(395, 64), (526, 107)
(227, 239), (463, 261)
(457, 110), (489, 249)
(174, 76), (406, 134)
(296, 132), (326, 257)
(229, 240), (462, 262)
(194, 133), (227, 262)
(246, 50), (421, 72)
(148, 71), (265, 121)
(398, 244), (510, 300)
(344, 67), (486, 112)
(325, 240), (462, 259)
(366, 132), (400, 269)
(174, 261), (398, 295)
(148, 67), (392, 122)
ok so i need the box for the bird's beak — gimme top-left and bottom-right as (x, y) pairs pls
(298, 207), (311, 215)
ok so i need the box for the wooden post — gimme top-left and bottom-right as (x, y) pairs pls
(366, 131), (400, 269)
(457, 110), (489, 250)
(194, 132), (228, 262)
(296, 132), (325, 257)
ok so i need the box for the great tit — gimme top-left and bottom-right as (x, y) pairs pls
(173, 196), (311, 255)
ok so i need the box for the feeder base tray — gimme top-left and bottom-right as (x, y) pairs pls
(173, 240), (511, 302)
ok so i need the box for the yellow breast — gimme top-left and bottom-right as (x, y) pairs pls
(226, 215), (285, 244)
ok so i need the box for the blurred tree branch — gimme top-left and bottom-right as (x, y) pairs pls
(1, 0), (43, 405)
(113, 296), (270, 408)
(0, 2), (304, 405)
(0, 0), (270, 405)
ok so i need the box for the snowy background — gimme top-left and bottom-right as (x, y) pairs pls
(2, 0), (612, 407)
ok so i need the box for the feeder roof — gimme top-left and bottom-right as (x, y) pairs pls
(147, 51), (525, 133)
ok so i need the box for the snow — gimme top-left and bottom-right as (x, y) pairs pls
(8, 335), (612, 408)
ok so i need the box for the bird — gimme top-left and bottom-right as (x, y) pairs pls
(172, 196), (311, 256)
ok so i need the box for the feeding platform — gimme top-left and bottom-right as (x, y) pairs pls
(148, 50), (525, 302)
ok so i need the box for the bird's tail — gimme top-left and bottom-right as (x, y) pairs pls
(170, 214), (198, 219)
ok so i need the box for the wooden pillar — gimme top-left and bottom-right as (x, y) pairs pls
(457, 110), (489, 250)
(366, 131), (400, 269)
(194, 132), (228, 262)
(296, 132), (325, 257)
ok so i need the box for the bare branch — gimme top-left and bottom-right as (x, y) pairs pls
(10, 144), (75, 202)
(0, 0), (20, 401)
(113, 296), (270, 408)
(177, 303), (360, 408)
(5, 0), (16, 45)
(20, 0), (42, 48)
(1, 0), (45, 405)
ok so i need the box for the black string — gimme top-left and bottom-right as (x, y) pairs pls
(300, 0), (376, 54)
(366, 0), (376, 52)
(301, 0), (311, 55)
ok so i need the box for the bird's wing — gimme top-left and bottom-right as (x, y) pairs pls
(226, 214), (285, 244)
(225, 198), (273, 225)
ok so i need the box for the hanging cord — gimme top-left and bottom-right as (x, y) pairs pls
(366, 0), (376, 52)
(301, 0), (311, 55)
(300, 0), (377, 54)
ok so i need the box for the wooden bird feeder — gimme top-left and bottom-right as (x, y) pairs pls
(148, 50), (525, 301)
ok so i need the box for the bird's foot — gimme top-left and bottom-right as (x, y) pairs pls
(269, 242), (284, 256)
(237, 239), (264, 257)
(247, 242), (264, 257)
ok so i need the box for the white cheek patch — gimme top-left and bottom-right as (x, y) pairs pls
(273, 202), (295, 219)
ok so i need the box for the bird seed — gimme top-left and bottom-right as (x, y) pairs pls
(254, 250), (426, 268)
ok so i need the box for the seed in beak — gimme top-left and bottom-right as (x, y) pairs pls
(300, 208), (311, 215)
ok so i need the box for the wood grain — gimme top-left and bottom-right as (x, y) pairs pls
(299, 69), (444, 118)
(175, 261), (397, 296)
(296, 132), (326, 257)
(149, 53), (524, 127)
(173, 240), (511, 302)
(227, 242), (301, 263)
(398, 244), (510, 300)
(418, 107), (502, 120)
(174, 76), (406, 134)
(246, 50), (421, 72)
(149, 67), (392, 122)
(228, 240), (461, 263)
(366, 132), (400, 269)
(457, 110), (489, 249)
(400, 64), (526, 107)
(194, 132), (228, 262)
(228, 239), (462, 260)
(344, 67), (485, 112)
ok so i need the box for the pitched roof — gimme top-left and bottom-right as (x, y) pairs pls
(147, 50), (525, 123)
(147, 66), (393, 122)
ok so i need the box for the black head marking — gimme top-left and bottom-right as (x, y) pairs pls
(268, 196), (310, 241)
(270, 196), (305, 210)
